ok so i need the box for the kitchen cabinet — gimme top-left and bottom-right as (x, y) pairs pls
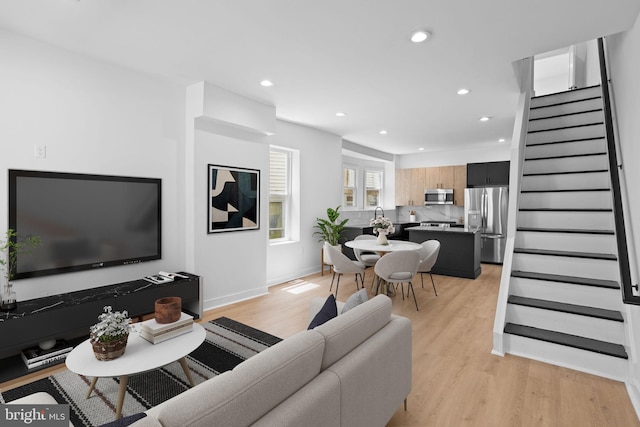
(395, 165), (466, 206)
(395, 168), (425, 206)
(467, 161), (510, 187)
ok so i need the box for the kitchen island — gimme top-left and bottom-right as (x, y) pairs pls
(406, 226), (481, 279)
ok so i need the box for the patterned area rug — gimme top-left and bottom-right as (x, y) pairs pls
(0, 317), (281, 427)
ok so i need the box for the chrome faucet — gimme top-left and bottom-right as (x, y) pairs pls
(374, 206), (384, 219)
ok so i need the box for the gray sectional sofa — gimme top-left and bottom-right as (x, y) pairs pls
(135, 293), (412, 427)
(10, 294), (412, 427)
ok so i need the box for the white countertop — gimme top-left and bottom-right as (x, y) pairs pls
(406, 226), (478, 234)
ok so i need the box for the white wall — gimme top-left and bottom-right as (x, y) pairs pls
(607, 19), (640, 406)
(266, 120), (343, 285)
(0, 30), (185, 301)
(395, 143), (510, 169)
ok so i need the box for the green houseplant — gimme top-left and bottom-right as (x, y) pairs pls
(314, 206), (348, 246)
(0, 229), (41, 311)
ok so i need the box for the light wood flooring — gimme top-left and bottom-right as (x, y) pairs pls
(3, 264), (639, 426)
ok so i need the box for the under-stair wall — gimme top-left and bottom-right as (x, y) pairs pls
(498, 85), (630, 380)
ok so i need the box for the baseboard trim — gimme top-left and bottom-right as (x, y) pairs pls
(626, 378), (640, 423)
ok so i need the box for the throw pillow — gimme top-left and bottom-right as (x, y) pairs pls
(341, 288), (369, 314)
(308, 294), (337, 329)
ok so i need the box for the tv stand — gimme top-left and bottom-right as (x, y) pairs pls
(0, 272), (202, 383)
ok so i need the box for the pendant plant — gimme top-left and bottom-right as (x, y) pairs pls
(0, 229), (42, 283)
(314, 205), (348, 246)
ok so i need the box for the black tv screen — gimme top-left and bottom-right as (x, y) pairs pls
(9, 170), (161, 279)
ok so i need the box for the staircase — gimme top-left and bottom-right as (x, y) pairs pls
(502, 85), (629, 380)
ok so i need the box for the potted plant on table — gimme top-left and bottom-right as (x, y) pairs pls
(314, 206), (349, 264)
(370, 215), (395, 246)
(90, 306), (132, 361)
(0, 229), (41, 311)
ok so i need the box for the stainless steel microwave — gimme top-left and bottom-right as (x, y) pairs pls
(424, 189), (454, 205)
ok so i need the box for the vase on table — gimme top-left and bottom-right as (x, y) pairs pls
(376, 232), (388, 245)
(1, 282), (17, 311)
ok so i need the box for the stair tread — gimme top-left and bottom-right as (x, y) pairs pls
(508, 295), (624, 321)
(517, 227), (614, 235)
(523, 170), (608, 177)
(520, 188), (610, 193)
(526, 137), (605, 147)
(528, 122), (603, 134)
(513, 247), (617, 260)
(519, 208), (612, 212)
(529, 108), (603, 121)
(504, 323), (628, 359)
(525, 152), (606, 161)
(511, 270), (620, 289)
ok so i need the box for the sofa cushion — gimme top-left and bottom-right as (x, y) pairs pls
(341, 288), (368, 314)
(152, 329), (325, 427)
(314, 294), (392, 370)
(308, 294), (337, 329)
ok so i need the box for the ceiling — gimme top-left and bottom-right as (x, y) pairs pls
(1, 1), (638, 155)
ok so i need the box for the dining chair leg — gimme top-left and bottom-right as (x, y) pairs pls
(420, 272), (424, 288)
(330, 271), (336, 291)
(430, 272), (438, 296)
(400, 283), (405, 300)
(408, 281), (419, 311)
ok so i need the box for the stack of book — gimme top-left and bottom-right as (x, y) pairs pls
(21, 339), (73, 370)
(139, 312), (194, 344)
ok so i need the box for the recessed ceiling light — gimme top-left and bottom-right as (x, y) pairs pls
(499, 138), (506, 142)
(260, 80), (274, 87)
(418, 147), (425, 151)
(410, 30), (431, 43)
(379, 130), (388, 135)
(336, 112), (346, 117)
(457, 88), (470, 95)
(479, 116), (490, 122)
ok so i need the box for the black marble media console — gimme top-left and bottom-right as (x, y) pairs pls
(0, 272), (201, 382)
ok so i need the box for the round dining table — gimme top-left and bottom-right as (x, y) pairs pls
(344, 239), (422, 295)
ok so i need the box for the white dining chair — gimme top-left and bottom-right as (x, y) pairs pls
(323, 242), (366, 297)
(374, 250), (420, 311)
(417, 240), (441, 296)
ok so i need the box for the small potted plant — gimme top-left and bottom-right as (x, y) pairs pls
(313, 206), (348, 247)
(370, 216), (395, 245)
(0, 229), (41, 311)
(90, 306), (132, 361)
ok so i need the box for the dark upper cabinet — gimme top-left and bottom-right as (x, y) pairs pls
(466, 161), (510, 187)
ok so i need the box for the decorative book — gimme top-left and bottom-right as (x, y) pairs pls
(21, 339), (73, 369)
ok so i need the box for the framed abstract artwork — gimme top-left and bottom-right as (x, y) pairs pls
(207, 164), (260, 233)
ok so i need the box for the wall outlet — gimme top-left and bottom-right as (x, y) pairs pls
(34, 145), (46, 158)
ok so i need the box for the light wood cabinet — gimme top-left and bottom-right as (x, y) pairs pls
(396, 165), (466, 207)
(395, 168), (425, 206)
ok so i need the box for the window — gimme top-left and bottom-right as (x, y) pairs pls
(343, 166), (357, 208)
(365, 170), (383, 208)
(269, 148), (290, 240)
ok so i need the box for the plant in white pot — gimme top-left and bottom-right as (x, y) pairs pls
(314, 206), (348, 246)
(0, 229), (41, 311)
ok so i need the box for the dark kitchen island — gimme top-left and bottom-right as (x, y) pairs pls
(407, 226), (481, 279)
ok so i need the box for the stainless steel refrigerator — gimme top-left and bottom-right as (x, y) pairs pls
(464, 187), (509, 264)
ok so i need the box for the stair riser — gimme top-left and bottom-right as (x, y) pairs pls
(506, 304), (625, 344)
(519, 191), (612, 210)
(527, 124), (605, 145)
(503, 333), (628, 381)
(517, 211), (613, 230)
(515, 231), (617, 254)
(530, 87), (602, 108)
(521, 171), (609, 191)
(510, 277), (622, 311)
(512, 253), (619, 281)
(529, 98), (603, 120)
(528, 111), (603, 132)
(525, 138), (607, 159)
(523, 154), (608, 174)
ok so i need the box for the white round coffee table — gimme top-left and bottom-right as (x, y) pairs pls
(66, 323), (206, 419)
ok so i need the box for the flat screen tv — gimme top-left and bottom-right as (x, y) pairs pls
(8, 170), (161, 279)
